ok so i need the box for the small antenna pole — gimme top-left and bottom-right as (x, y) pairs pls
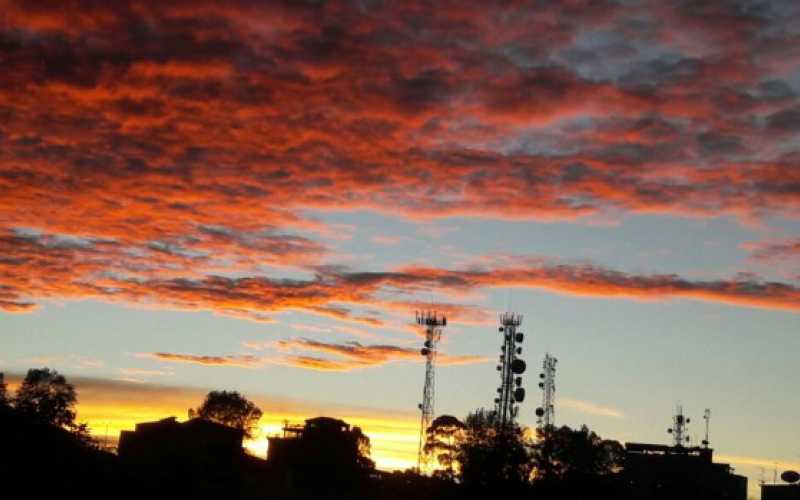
(702, 409), (711, 448)
(416, 310), (447, 473)
(536, 354), (557, 433)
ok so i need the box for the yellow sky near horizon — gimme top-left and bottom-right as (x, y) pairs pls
(41, 375), (422, 471)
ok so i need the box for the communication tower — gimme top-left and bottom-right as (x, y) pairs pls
(416, 310), (446, 472)
(536, 354), (557, 432)
(667, 404), (691, 447)
(702, 408), (711, 448)
(494, 312), (526, 428)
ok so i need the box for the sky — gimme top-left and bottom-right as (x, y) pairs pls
(1, 0), (800, 496)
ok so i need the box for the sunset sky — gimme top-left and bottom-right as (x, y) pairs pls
(2, 1), (800, 495)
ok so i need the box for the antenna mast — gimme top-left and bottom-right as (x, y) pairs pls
(494, 312), (526, 428)
(702, 409), (711, 448)
(416, 310), (446, 472)
(667, 404), (691, 447)
(536, 354), (557, 432)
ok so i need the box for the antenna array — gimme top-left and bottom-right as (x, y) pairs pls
(667, 404), (691, 447)
(494, 312), (526, 428)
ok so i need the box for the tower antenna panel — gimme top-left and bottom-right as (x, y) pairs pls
(494, 312), (526, 429)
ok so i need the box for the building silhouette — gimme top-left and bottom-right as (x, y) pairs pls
(762, 482), (800, 500)
(268, 416), (369, 469)
(118, 416), (244, 460)
(118, 416), (248, 497)
(621, 442), (746, 500)
(267, 416), (374, 494)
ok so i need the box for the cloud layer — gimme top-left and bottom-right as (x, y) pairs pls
(145, 337), (488, 373)
(4, 225), (800, 320)
(2, 1), (800, 322)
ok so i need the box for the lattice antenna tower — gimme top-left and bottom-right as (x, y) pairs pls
(667, 404), (691, 447)
(416, 310), (446, 472)
(702, 409), (711, 448)
(536, 354), (557, 432)
(494, 312), (526, 428)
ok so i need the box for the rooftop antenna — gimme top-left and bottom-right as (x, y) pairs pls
(536, 354), (557, 433)
(494, 312), (526, 429)
(702, 409), (711, 448)
(416, 310), (446, 473)
(667, 404), (691, 447)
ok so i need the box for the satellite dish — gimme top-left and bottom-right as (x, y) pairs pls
(516, 347), (522, 355)
(781, 471), (800, 484)
(540, 373), (545, 378)
(514, 388), (525, 402)
(420, 348), (430, 356)
(539, 382), (544, 388)
(424, 340), (432, 348)
(496, 365), (502, 371)
(515, 333), (524, 343)
(535, 407), (544, 417)
(515, 377), (522, 386)
(499, 327), (504, 332)
(511, 359), (526, 374)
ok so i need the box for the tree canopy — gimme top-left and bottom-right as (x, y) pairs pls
(191, 390), (263, 438)
(14, 368), (78, 428)
(456, 409), (532, 492)
(424, 414), (465, 479)
(351, 425), (375, 471)
(532, 424), (623, 482)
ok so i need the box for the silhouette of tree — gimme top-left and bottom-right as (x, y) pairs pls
(352, 425), (375, 470)
(424, 414), (465, 480)
(532, 424), (623, 482)
(14, 368), (78, 428)
(0, 372), (7, 406)
(191, 390), (263, 438)
(456, 409), (532, 491)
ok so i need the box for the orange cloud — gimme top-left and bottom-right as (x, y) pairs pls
(3, 228), (800, 320)
(143, 353), (264, 368)
(149, 337), (487, 373)
(273, 338), (488, 372)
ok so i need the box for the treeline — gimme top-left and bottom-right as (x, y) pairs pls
(421, 409), (624, 499)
